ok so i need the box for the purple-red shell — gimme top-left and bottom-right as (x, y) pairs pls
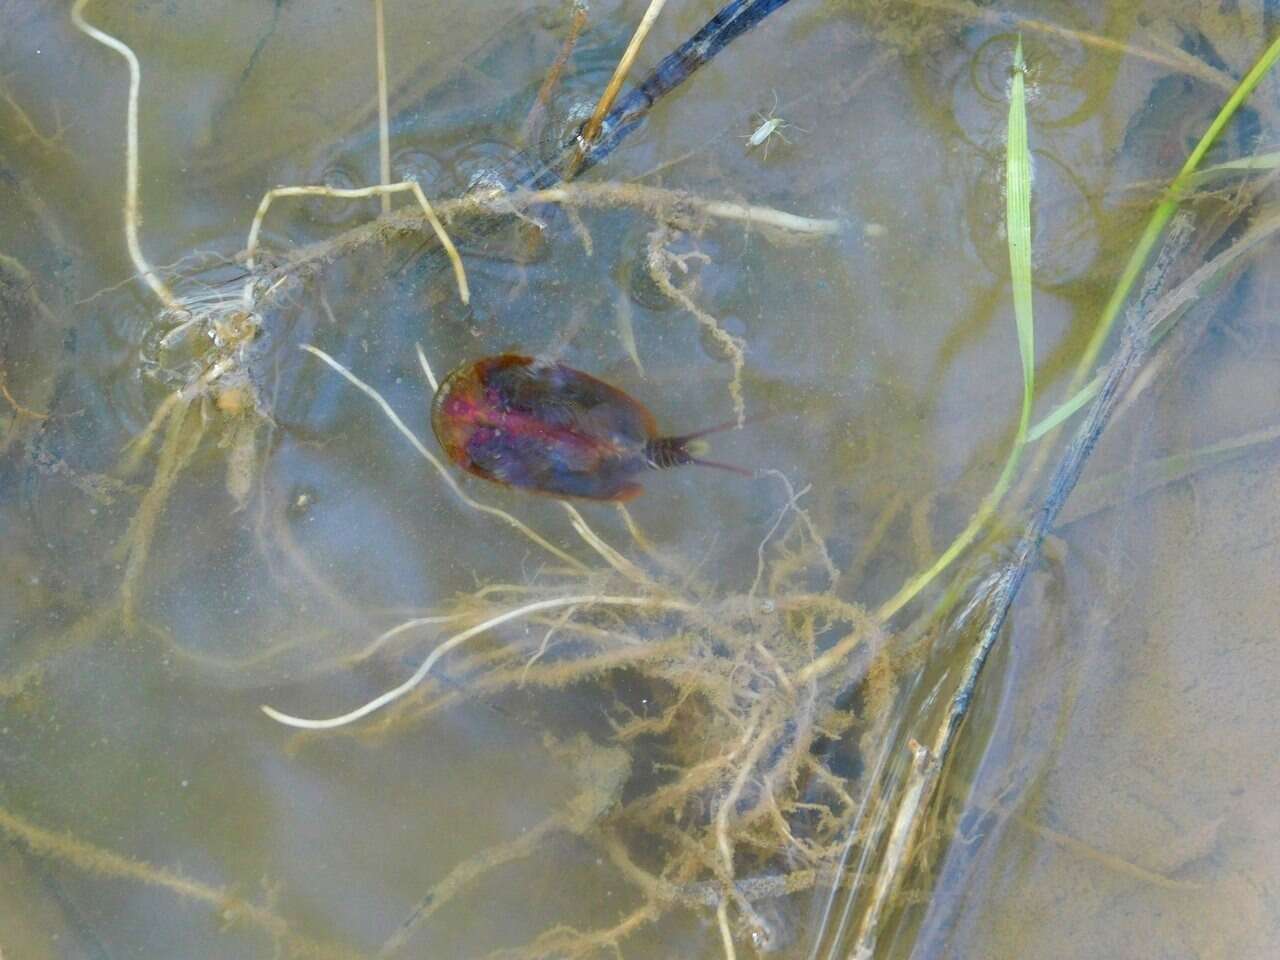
(431, 354), (663, 501)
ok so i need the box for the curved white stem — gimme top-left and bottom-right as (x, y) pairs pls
(261, 594), (691, 729)
(70, 0), (176, 308)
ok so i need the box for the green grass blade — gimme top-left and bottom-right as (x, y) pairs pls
(1028, 374), (1099, 441)
(1025, 35), (1280, 444)
(877, 39), (1035, 622)
(1068, 34), (1280, 389)
(1006, 40), (1035, 416)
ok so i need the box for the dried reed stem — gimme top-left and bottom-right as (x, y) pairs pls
(414, 341), (438, 391)
(580, 0), (669, 148)
(520, 0), (589, 145)
(615, 502), (657, 554)
(561, 501), (651, 585)
(850, 738), (935, 958)
(717, 900), (738, 960)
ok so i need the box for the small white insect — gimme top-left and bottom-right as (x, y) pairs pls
(743, 90), (803, 160)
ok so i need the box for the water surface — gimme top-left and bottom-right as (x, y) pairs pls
(2, 1), (1279, 957)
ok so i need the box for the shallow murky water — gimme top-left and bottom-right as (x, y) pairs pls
(3, 1), (1280, 957)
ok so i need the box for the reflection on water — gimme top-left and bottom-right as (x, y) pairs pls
(2, 1), (1279, 957)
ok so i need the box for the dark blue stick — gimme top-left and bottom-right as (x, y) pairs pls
(526, 0), (795, 188)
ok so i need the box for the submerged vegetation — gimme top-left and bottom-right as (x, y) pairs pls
(3, 0), (1280, 957)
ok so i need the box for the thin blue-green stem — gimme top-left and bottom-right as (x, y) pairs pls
(876, 39), (1035, 623)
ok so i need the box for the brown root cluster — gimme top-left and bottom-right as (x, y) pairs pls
(337, 485), (896, 957)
